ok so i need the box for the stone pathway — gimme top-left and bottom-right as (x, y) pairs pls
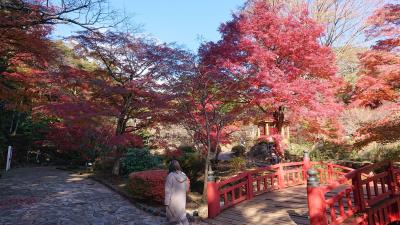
(0, 167), (167, 225)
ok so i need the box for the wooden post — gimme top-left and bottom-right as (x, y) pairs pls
(387, 162), (400, 222)
(307, 169), (328, 225)
(351, 176), (361, 211)
(207, 169), (220, 218)
(277, 163), (285, 189)
(266, 123), (269, 136)
(388, 161), (397, 195)
(327, 164), (333, 183)
(352, 172), (365, 212)
(247, 172), (254, 199)
(303, 150), (311, 181)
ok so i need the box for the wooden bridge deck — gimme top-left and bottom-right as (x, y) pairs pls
(207, 185), (310, 225)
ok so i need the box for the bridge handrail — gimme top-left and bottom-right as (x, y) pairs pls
(211, 161), (307, 214)
(217, 161), (304, 188)
(208, 154), (355, 218)
(318, 175), (359, 225)
(217, 162), (305, 187)
(208, 152), (400, 225)
(309, 160), (400, 225)
(208, 152), (399, 224)
(320, 160), (392, 194)
(216, 171), (249, 188)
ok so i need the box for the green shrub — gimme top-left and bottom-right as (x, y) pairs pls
(287, 143), (313, 158)
(358, 142), (400, 162)
(310, 141), (353, 162)
(231, 145), (246, 157)
(94, 157), (115, 173)
(122, 148), (162, 173)
(177, 152), (205, 193)
(178, 145), (196, 154)
(230, 157), (246, 172)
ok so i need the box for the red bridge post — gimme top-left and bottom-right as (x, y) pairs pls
(207, 169), (220, 218)
(388, 161), (400, 222)
(307, 169), (328, 225)
(388, 161), (397, 195)
(327, 164), (333, 183)
(247, 172), (254, 199)
(278, 163), (285, 189)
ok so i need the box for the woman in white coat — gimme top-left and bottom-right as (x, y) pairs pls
(165, 160), (190, 225)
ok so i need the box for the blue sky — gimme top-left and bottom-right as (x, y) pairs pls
(53, 0), (245, 52)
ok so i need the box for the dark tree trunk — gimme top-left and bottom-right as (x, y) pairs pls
(273, 106), (285, 133)
(112, 94), (133, 176)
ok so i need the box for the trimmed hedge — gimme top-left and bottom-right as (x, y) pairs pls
(122, 148), (162, 174)
(231, 145), (246, 157)
(128, 169), (167, 203)
(230, 157), (246, 171)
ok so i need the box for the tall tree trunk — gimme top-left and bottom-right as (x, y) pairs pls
(214, 146), (221, 162)
(202, 107), (212, 200)
(273, 106), (285, 133)
(203, 147), (211, 200)
(213, 127), (222, 162)
(112, 95), (133, 176)
(9, 111), (20, 136)
(112, 154), (121, 175)
(11, 112), (20, 136)
(112, 135), (123, 176)
(9, 111), (15, 134)
(112, 115), (126, 176)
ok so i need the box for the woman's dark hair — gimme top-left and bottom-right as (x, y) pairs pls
(168, 160), (182, 173)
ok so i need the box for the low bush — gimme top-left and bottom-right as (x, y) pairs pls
(309, 141), (353, 162)
(165, 149), (183, 159)
(178, 152), (205, 193)
(231, 145), (246, 157)
(94, 157), (115, 173)
(128, 170), (167, 203)
(357, 142), (400, 162)
(163, 149), (205, 193)
(178, 145), (196, 154)
(230, 157), (246, 172)
(122, 148), (162, 174)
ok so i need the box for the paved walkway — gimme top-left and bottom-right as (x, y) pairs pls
(0, 167), (166, 225)
(207, 185), (310, 225)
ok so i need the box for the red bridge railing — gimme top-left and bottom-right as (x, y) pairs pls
(308, 161), (400, 225)
(207, 160), (309, 217)
(207, 150), (352, 218)
(207, 152), (400, 225)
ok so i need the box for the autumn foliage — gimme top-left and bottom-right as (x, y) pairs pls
(0, 1), (195, 164)
(353, 3), (400, 147)
(200, 1), (344, 148)
(2, 0), (400, 182)
(128, 170), (167, 203)
(0, 2), (54, 112)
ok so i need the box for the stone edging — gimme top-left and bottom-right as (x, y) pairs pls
(89, 176), (167, 218)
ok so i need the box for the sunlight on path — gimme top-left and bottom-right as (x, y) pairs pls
(0, 167), (165, 225)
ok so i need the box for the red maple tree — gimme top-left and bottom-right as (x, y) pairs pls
(0, 0), (119, 137)
(0, 0), (119, 111)
(353, 3), (400, 147)
(170, 66), (244, 197)
(70, 31), (192, 135)
(39, 30), (193, 173)
(200, 1), (344, 151)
